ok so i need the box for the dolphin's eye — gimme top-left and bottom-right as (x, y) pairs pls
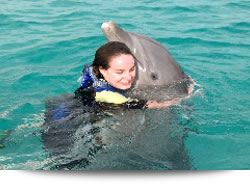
(150, 72), (158, 80)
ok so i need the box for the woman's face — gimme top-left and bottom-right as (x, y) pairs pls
(99, 54), (136, 90)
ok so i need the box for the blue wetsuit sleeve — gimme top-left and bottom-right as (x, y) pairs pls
(80, 65), (94, 89)
(75, 65), (96, 103)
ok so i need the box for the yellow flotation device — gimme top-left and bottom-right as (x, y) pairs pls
(95, 90), (132, 104)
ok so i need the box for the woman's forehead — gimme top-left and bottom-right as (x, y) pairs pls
(109, 54), (135, 69)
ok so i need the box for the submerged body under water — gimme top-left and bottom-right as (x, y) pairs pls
(41, 90), (194, 170)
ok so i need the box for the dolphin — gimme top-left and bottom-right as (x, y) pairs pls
(101, 21), (190, 100)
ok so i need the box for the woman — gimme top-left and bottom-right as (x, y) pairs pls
(75, 41), (182, 109)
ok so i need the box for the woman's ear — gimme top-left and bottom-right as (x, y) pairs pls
(99, 67), (106, 79)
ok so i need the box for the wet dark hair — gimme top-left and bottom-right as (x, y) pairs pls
(92, 41), (135, 79)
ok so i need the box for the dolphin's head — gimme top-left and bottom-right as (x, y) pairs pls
(101, 21), (189, 99)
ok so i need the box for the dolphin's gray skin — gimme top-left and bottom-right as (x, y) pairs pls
(101, 21), (190, 100)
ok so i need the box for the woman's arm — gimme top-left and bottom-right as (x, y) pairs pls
(123, 98), (181, 110)
(146, 81), (195, 109)
(146, 98), (181, 109)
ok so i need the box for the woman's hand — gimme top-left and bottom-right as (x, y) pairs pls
(146, 98), (181, 109)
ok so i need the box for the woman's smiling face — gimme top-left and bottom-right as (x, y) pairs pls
(99, 54), (136, 90)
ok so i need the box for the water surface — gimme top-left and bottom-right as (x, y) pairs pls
(0, 0), (249, 170)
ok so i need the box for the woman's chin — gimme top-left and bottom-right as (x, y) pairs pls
(118, 84), (131, 90)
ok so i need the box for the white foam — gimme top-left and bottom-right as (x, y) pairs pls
(0, 105), (20, 119)
(16, 113), (45, 130)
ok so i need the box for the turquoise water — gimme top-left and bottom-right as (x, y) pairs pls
(0, 0), (250, 170)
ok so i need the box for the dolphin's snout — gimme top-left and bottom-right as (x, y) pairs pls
(101, 21), (116, 31)
(101, 22), (109, 30)
(101, 21), (124, 42)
